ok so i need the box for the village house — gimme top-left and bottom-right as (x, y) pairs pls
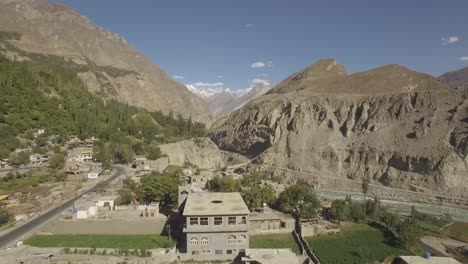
(33, 128), (46, 138)
(29, 153), (49, 166)
(82, 137), (99, 148)
(249, 206), (295, 235)
(181, 192), (250, 258)
(0, 159), (9, 169)
(68, 148), (93, 163)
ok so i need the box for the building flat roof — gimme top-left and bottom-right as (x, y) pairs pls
(250, 209), (294, 221)
(242, 249), (300, 264)
(183, 192), (249, 216)
(399, 256), (462, 264)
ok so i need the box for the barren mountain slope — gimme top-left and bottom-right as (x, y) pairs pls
(210, 59), (468, 197)
(439, 66), (468, 90)
(0, 0), (211, 123)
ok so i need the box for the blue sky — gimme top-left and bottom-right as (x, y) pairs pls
(54, 0), (468, 95)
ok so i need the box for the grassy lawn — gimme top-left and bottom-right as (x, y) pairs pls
(443, 222), (468, 243)
(24, 234), (169, 249)
(305, 224), (410, 264)
(249, 233), (301, 255)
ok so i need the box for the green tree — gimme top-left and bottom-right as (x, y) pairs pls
(361, 175), (370, 218)
(206, 176), (240, 192)
(146, 145), (162, 160)
(276, 183), (320, 219)
(141, 173), (179, 206)
(398, 219), (419, 247)
(241, 185), (276, 210)
(49, 153), (65, 169)
(349, 203), (366, 222)
(0, 148), (10, 160)
(0, 208), (13, 226)
(95, 180), (109, 192)
(113, 144), (134, 164)
(9, 151), (30, 167)
(330, 200), (350, 222)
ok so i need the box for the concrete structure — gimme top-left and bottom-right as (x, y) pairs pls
(394, 256), (462, 264)
(241, 248), (300, 264)
(182, 192), (250, 257)
(249, 207), (295, 235)
(87, 168), (103, 179)
(95, 196), (117, 211)
(138, 202), (160, 217)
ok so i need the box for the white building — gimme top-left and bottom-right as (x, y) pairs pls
(95, 196), (117, 211)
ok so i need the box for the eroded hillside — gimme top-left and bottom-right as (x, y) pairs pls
(210, 59), (468, 198)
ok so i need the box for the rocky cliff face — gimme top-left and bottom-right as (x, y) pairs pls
(0, 0), (211, 124)
(210, 59), (468, 197)
(159, 138), (225, 169)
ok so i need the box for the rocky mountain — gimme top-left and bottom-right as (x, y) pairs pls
(0, 0), (211, 124)
(439, 66), (468, 89)
(205, 92), (240, 119)
(194, 83), (273, 120)
(210, 59), (468, 199)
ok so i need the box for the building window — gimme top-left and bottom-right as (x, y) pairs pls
(228, 216), (236, 225)
(227, 249), (233, 254)
(214, 217), (223, 225)
(215, 250), (223, 255)
(192, 250), (199, 255)
(240, 216), (247, 224)
(190, 237), (199, 245)
(190, 217), (198, 225)
(228, 235), (236, 244)
(200, 217), (208, 225)
(200, 236), (208, 245)
(238, 235), (246, 244)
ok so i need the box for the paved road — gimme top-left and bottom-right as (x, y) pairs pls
(0, 165), (125, 249)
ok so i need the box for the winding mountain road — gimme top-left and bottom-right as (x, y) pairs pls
(0, 165), (126, 249)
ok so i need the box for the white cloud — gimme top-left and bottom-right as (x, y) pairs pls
(258, 73), (269, 77)
(172, 75), (184, 80)
(251, 62), (266, 68)
(442, 36), (459, 45)
(252, 78), (271, 86)
(251, 61), (273, 69)
(459, 56), (468, 61)
(245, 24), (253, 28)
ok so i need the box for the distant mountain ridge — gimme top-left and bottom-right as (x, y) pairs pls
(0, 0), (211, 124)
(439, 66), (468, 89)
(188, 83), (274, 119)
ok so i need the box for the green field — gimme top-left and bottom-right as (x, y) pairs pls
(305, 224), (410, 264)
(24, 234), (169, 249)
(249, 233), (301, 254)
